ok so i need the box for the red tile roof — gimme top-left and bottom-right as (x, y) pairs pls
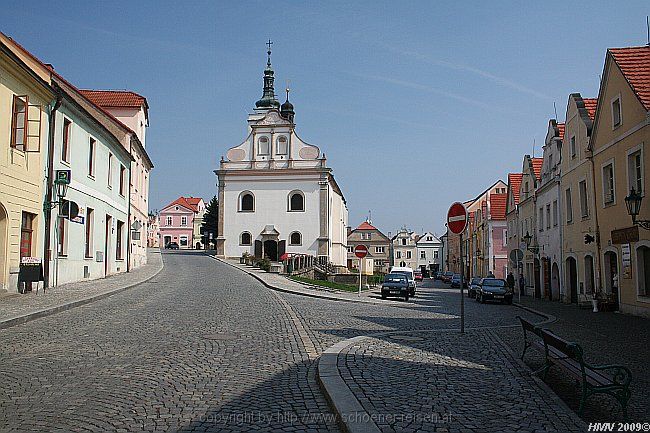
(531, 158), (543, 180)
(166, 196), (203, 213)
(490, 193), (507, 220)
(610, 46), (650, 111)
(79, 89), (147, 109)
(356, 221), (377, 231)
(583, 98), (598, 120)
(557, 123), (565, 140)
(508, 173), (523, 206)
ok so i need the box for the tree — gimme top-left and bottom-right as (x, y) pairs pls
(202, 195), (219, 248)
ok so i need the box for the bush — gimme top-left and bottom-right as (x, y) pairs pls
(257, 257), (271, 272)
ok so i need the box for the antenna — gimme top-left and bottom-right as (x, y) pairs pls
(553, 102), (558, 120)
(532, 138), (536, 158)
(647, 16), (649, 45)
(368, 210), (372, 224)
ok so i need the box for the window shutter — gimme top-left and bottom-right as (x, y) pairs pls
(278, 240), (286, 259)
(254, 240), (262, 258)
(26, 102), (43, 152)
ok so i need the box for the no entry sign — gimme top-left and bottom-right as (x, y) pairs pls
(354, 244), (368, 258)
(447, 202), (468, 235)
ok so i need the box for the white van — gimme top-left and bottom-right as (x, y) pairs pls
(389, 266), (416, 296)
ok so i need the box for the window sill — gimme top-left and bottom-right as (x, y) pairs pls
(60, 160), (71, 167)
(116, 258), (124, 262)
(288, 210), (305, 213)
(88, 174), (95, 181)
(84, 256), (94, 260)
(581, 215), (590, 221)
(238, 210), (255, 213)
(603, 202), (616, 209)
(58, 254), (67, 258)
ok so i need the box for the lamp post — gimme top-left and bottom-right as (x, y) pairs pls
(625, 188), (650, 230)
(522, 231), (539, 298)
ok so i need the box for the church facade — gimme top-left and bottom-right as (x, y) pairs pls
(215, 46), (348, 266)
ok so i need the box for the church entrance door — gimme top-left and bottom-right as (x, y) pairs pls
(263, 240), (278, 261)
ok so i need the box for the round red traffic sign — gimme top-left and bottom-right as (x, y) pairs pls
(447, 202), (468, 235)
(354, 244), (368, 258)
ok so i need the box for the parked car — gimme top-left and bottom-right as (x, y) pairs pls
(468, 277), (482, 298)
(389, 266), (416, 296)
(475, 278), (513, 304)
(434, 271), (442, 280)
(442, 271), (454, 283)
(414, 270), (423, 282)
(381, 273), (410, 301)
(165, 242), (179, 250)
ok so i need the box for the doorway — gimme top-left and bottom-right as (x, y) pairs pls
(551, 262), (560, 301)
(105, 215), (112, 276)
(533, 258), (541, 299)
(604, 251), (619, 309)
(263, 240), (278, 261)
(584, 255), (595, 295)
(566, 257), (578, 303)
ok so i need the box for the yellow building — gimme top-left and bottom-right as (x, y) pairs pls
(560, 93), (599, 304)
(517, 155), (543, 297)
(0, 38), (54, 292)
(591, 46), (650, 317)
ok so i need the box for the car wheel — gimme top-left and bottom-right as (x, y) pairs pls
(381, 293), (386, 299)
(479, 294), (484, 304)
(404, 293), (409, 302)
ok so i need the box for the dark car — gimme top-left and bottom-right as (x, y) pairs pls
(434, 271), (443, 280)
(468, 277), (482, 298)
(450, 274), (461, 288)
(165, 242), (179, 250)
(442, 271), (454, 283)
(381, 273), (410, 301)
(475, 278), (513, 304)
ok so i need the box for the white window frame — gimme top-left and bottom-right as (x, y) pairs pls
(601, 159), (616, 206)
(276, 136), (288, 155)
(565, 188), (573, 223)
(181, 216), (187, 226)
(258, 136), (270, 155)
(166, 216), (172, 226)
(570, 135), (576, 158)
(375, 246), (384, 254)
(420, 250), (426, 259)
(179, 235), (188, 247)
(611, 94), (622, 129)
(626, 144), (644, 197)
(240, 231), (252, 246)
(239, 191), (255, 212)
(289, 231), (302, 246)
(288, 190), (305, 212)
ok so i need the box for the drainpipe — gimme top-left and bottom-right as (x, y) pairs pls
(126, 137), (133, 273)
(588, 152), (602, 293)
(43, 87), (63, 288)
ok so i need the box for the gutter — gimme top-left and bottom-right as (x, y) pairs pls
(43, 86), (63, 288)
(126, 137), (133, 272)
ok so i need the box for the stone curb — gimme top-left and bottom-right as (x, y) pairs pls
(513, 301), (558, 326)
(0, 252), (164, 331)
(205, 253), (406, 306)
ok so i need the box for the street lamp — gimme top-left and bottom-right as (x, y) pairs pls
(475, 248), (482, 257)
(625, 188), (650, 230)
(523, 231), (539, 254)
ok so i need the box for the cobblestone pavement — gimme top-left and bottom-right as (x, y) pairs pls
(339, 330), (585, 432)
(0, 249), (163, 327)
(495, 296), (650, 422)
(0, 254), (592, 432)
(0, 251), (336, 432)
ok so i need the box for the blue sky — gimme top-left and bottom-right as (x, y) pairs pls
(2, 1), (648, 236)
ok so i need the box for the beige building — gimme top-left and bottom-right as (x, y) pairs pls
(560, 93), (599, 304)
(391, 229), (418, 270)
(347, 221), (391, 274)
(591, 46), (649, 317)
(517, 155), (543, 297)
(506, 172), (523, 282)
(0, 36), (53, 292)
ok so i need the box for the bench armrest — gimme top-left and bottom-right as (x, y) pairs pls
(588, 364), (632, 386)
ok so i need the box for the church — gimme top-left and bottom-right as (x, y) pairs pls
(215, 44), (348, 266)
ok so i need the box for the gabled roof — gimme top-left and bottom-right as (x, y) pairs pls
(164, 196), (203, 213)
(490, 193), (507, 220)
(609, 46), (650, 111)
(356, 221), (377, 231)
(79, 89), (148, 109)
(531, 158), (543, 180)
(507, 173), (523, 206)
(583, 98), (597, 120)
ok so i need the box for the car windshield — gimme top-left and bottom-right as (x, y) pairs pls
(482, 279), (505, 287)
(453, 274), (460, 279)
(394, 271), (412, 279)
(471, 278), (481, 284)
(385, 274), (407, 283)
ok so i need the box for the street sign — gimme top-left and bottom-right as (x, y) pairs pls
(509, 249), (524, 263)
(447, 202), (468, 235)
(354, 244), (368, 258)
(55, 169), (71, 185)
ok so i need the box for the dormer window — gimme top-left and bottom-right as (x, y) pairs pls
(258, 136), (269, 155)
(277, 136), (288, 155)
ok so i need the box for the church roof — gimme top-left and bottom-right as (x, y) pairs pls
(356, 221), (377, 231)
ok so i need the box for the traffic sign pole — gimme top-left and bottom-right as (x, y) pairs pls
(460, 233), (465, 334)
(447, 202), (468, 335)
(358, 259), (362, 297)
(354, 245), (369, 298)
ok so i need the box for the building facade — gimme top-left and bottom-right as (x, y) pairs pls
(416, 232), (443, 276)
(391, 229), (418, 270)
(536, 120), (564, 300)
(560, 93), (599, 304)
(0, 34), (53, 293)
(215, 48), (348, 265)
(591, 46), (650, 317)
(347, 221), (391, 274)
(518, 156), (543, 297)
(506, 172), (523, 283)
(159, 197), (204, 249)
(147, 214), (160, 248)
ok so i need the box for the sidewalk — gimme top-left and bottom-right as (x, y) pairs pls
(495, 296), (649, 422)
(0, 249), (163, 330)
(215, 256), (406, 306)
(321, 329), (585, 433)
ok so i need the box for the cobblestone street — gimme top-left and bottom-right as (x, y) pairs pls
(0, 252), (640, 432)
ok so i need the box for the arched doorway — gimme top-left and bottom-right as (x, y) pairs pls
(195, 242), (201, 250)
(551, 262), (560, 301)
(604, 251), (619, 309)
(263, 240), (278, 261)
(566, 257), (578, 303)
(533, 258), (541, 299)
(0, 202), (8, 291)
(584, 255), (595, 296)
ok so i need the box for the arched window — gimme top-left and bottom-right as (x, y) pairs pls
(277, 136), (288, 155)
(258, 136), (269, 155)
(239, 191), (255, 212)
(240, 232), (252, 246)
(288, 190), (304, 212)
(289, 231), (302, 246)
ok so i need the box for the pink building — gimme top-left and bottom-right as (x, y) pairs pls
(159, 197), (204, 249)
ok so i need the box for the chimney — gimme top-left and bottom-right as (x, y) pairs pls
(347, 226), (352, 237)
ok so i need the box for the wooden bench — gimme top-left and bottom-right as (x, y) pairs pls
(539, 328), (632, 420)
(517, 316), (566, 362)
